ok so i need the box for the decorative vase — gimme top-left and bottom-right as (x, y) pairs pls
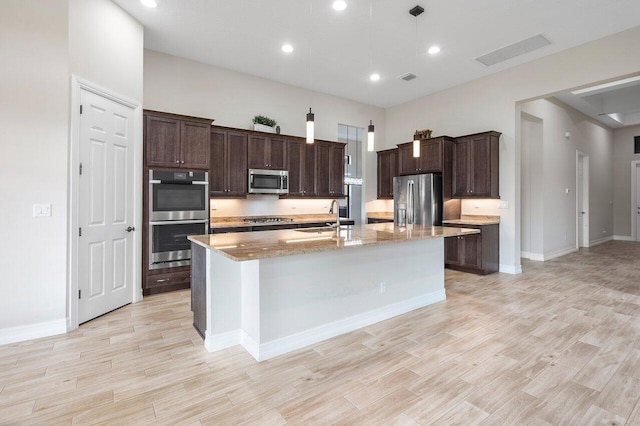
(253, 123), (275, 133)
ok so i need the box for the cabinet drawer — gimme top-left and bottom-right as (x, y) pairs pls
(145, 271), (191, 289)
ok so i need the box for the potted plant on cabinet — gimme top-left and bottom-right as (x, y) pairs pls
(252, 115), (277, 133)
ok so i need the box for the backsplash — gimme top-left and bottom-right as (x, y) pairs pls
(210, 195), (336, 218)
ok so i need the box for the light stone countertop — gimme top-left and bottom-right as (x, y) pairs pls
(210, 214), (348, 229)
(366, 211), (394, 220)
(189, 223), (480, 262)
(443, 215), (500, 226)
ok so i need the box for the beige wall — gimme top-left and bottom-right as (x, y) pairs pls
(612, 124), (640, 237)
(385, 26), (640, 272)
(0, 0), (70, 330)
(0, 0), (143, 339)
(521, 98), (613, 259)
(143, 50), (388, 215)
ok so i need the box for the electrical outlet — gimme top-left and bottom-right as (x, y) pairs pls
(210, 202), (217, 210)
(379, 282), (386, 294)
(497, 200), (509, 209)
(602, 228), (606, 234)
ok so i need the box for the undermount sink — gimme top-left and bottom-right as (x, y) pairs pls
(295, 226), (349, 234)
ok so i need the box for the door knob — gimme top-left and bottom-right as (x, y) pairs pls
(126, 226), (135, 232)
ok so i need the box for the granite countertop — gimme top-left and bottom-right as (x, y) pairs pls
(367, 211), (394, 220)
(443, 215), (500, 226)
(189, 223), (480, 262)
(210, 214), (348, 228)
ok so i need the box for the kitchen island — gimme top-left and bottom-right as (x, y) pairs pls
(188, 223), (479, 361)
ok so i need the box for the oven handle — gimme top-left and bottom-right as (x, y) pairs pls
(149, 220), (209, 225)
(149, 179), (208, 185)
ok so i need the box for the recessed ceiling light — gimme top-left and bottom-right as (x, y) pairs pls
(332, 1), (347, 11)
(140, 0), (157, 8)
(428, 45), (441, 55)
(370, 73), (380, 82)
(281, 43), (294, 54)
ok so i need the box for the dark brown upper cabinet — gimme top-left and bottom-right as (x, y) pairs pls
(285, 138), (316, 197)
(397, 136), (453, 176)
(144, 110), (211, 170)
(377, 148), (397, 199)
(452, 131), (500, 198)
(247, 134), (287, 170)
(315, 141), (345, 198)
(210, 127), (248, 197)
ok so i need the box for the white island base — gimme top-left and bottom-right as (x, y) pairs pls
(202, 237), (446, 361)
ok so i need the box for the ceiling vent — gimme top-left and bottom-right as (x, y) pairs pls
(475, 34), (551, 67)
(399, 72), (417, 81)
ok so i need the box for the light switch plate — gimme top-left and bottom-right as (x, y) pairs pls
(33, 204), (51, 217)
(497, 200), (509, 209)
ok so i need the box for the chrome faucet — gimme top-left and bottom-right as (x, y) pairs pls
(329, 199), (341, 230)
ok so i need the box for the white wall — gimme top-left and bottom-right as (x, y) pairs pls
(521, 98), (613, 258)
(0, 0), (143, 342)
(612, 124), (640, 237)
(385, 26), (640, 273)
(143, 50), (387, 216)
(520, 113), (544, 259)
(0, 0), (70, 331)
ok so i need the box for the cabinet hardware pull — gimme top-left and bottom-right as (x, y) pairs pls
(156, 279), (168, 282)
(175, 160), (180, 163)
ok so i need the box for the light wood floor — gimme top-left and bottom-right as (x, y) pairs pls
(2, 241), (640, 425)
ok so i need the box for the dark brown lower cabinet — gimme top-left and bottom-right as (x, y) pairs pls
(144, 268), (191, 295)
(367, 218), (394, 224)
(191, 242), (206, 338)
(444, 224), (499, 274)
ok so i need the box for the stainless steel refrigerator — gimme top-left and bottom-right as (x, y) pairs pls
(393, 174), (443, 226)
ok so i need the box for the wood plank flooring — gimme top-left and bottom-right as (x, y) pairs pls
(1, 241), (640, 425)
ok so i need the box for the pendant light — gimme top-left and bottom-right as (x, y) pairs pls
(306, 0), (315, 144)
(410, 5), (424, 158)
(367, 1), (375, 152)
(306, 108), (315, 144)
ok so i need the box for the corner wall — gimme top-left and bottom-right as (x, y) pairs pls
(613, 124), (640, 237)
(384, 26), (640, 273)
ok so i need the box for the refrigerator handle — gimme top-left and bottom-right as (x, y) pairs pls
(407, 180), (414, 225)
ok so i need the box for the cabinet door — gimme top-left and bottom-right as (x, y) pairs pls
(377, 150), (397, 199)
(444, 237), (461, 265)
(329, 143), (345, 197)
(269, 137), (287, 170)
(180, 121), (210, 169)
(227, 132), (248, 196)
(315, 142), (331, 197)
(303, 142), (316, 196)
(145, 115), (180, 167)
(247, 135), (268, 169)
(469, 135), (492, 196)
(460, 233), (482, 269)
(398, 143), (417, 175)
(452, 139), (471, 197)
(209, 129), (227, 196)
(287, 139), (305, 196)
(419, 139), (443, 172)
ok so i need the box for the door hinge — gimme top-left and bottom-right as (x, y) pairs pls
(79, 163), (83, 175)
(80, 104), (83, 114)
(78, 289), (81, 299)
(79, 227), (82, 237)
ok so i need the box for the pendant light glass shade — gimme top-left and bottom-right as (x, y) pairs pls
(306, 108), (315, 144)
(367, 120), (375, 152)
(413, 138), (420, 157)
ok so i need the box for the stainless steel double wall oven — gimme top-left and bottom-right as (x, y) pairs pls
(148, 169), (208, 269)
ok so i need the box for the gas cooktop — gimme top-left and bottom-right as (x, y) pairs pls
(243, 217), (293, 224)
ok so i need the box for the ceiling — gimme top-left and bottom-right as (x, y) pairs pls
(113, 0), (640, 108)
(555, 76), (640, 128)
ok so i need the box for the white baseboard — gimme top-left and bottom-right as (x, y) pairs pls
(204, 329), (241, 353)
(520, 252), (544, 262)
(614, 235), (634, 241)
(500, 264), (522, 274)
(205, 290), (446, 362)
(543, 246), (577, 261)
(0, 319), (67, 346)
(590, 235), (613, 246)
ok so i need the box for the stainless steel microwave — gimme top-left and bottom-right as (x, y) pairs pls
(248, 169), (288, 194)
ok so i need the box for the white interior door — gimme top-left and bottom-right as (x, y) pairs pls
(78, 89), (135, 324)
(577, 153), (589, 248)
(636, 163), (640, 241)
